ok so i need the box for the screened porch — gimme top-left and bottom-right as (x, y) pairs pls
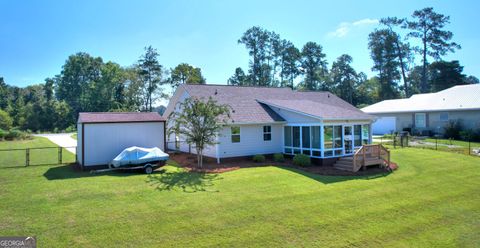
(283, 124), (371, 158)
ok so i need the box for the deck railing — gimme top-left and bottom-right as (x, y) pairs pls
(353, 144), (390, 172)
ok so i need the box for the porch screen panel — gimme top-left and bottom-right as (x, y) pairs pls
(354, 125), (362, 147)
(292, 126), (300, 148)
(324, 126), (333, 149)
(362, 125), (370, 144)
(334, 126), (342, 148)
(311, 126), (321, 149)
(302, 126), (310, 148)
(284, 126), (292, 146)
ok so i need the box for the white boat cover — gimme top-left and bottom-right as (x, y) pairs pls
(111, 146), (169, 168)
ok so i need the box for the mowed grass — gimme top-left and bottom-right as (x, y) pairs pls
(0, 137), (75, 167)
(0, 140), (479, 247)
(425, 138), (480, 148)
(71, 133), (77, 140)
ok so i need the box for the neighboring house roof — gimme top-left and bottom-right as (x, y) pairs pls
(361, 84), (480, 114)
(78, 112), (166, 124)
(165, 84), (373, 123)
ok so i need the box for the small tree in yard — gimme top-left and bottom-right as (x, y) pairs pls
(168, 97), (231, 168)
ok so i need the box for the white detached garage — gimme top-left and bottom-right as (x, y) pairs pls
(77, 112), (166, 168)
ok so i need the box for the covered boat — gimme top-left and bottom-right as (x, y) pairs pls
(110, 146), (169, 168)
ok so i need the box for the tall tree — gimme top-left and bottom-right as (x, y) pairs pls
(170, 63), (206, 89)
(407, 7), (461, 93)
(278, 40), (301, 88)
(55, 52), (103, 122)
(429, 60), (466, 91)
(381, 17), (413, 97)
(0, 77), (8, 109)
(138, 46), (164, 112)
(330, 54), (357, 104)
(228, 67), (249, 86)
(238, 26), (271, 86)
(464, 75), (480, 85)
(300, 42), (328, 90)
(368, 29), (401, 100)
(168, 97), (231, 168)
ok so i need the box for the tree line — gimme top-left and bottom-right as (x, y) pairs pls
(0, 47), (206, 132)
(228, 7), (478, 106)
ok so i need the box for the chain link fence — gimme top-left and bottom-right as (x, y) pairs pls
(374, 134), (480, 157)
(0, 146), (76, 168)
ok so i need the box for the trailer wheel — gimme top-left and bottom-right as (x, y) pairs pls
(144, 165), (154, 174)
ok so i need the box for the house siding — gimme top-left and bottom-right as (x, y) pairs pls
(373, 110), (480, 134)
(83, 122), (165, 166)
(217, 124), (283, 158)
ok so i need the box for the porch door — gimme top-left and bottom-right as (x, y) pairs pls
(344, 125), (354, 155)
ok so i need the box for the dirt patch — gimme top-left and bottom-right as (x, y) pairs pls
(169, 152), (395, 176)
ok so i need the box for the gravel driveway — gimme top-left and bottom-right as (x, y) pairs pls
(34, 133), (77, 154)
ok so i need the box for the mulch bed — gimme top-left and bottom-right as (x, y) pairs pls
(169, 152), (397, 176)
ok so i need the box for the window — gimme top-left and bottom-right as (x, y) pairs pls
(440, 112), (449, 122)
(284, 126), (292, 146)
(324, 125), (343, 157)
(231, 126), (240, 143)
(362, 125), (370, 145)
(263, 126), (272, 141)
(302, 126), (310, 148)
(415, 113), (426, 128)
(354, 125), (362, 147)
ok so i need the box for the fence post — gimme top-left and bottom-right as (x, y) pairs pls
(436, 137), (438, 150)
(58, 147), (62, 164)
(393, 135), (396, 149)
(25, 149), (30, 167)
(469, 139), (471, 155)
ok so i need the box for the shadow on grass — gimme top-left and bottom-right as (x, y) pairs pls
(43, 164), (165, 180)
(146, 170), (222, 193)
(276, 166), (392, 184)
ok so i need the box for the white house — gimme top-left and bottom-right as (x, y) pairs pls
(362, 84), (480, 135)
(163, 84), (375, 166)
(77, 112), (166, 168)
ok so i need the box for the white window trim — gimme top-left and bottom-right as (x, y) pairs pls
(263, 125), (272, 141)
(231, 126), (240, 143)
(415, 113), (426, 128)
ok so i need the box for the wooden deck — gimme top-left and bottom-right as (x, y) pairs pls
(334, 144), (390, 172)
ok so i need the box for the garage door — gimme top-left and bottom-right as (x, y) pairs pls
(372, 117), (396, 135)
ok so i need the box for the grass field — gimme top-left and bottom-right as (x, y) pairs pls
(0, 139), (479, 247)
(71, 133), (77, 140)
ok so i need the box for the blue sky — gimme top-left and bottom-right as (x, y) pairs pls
(1, 0), (478, 90)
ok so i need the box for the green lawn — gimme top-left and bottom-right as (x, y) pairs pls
(71, 133), (77, 140)
(0, 140), (479, 247)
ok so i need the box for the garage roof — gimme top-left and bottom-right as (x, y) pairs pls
(78, 112), (165, 124)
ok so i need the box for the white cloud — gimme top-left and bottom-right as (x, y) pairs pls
(328, 18), (379, 38)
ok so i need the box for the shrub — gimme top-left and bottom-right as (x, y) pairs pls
(459, 130), (474, 141)
(4, 128), (31, 141)
(65, 125), (76, 133)
(273, 153), (285, 162)
(252, 154), (266, 163)
(443, 120), (462, 140)
(293, 154), (311, 167)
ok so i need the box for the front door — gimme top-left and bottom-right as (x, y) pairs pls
(344, 126), (354, 155)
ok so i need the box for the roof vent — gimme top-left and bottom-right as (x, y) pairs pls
(214, 89), (218, 95)
(327, 94), (330, 98)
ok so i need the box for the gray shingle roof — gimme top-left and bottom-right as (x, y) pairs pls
(78, 112), (165, 123)
(176, 84), (373, 123)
